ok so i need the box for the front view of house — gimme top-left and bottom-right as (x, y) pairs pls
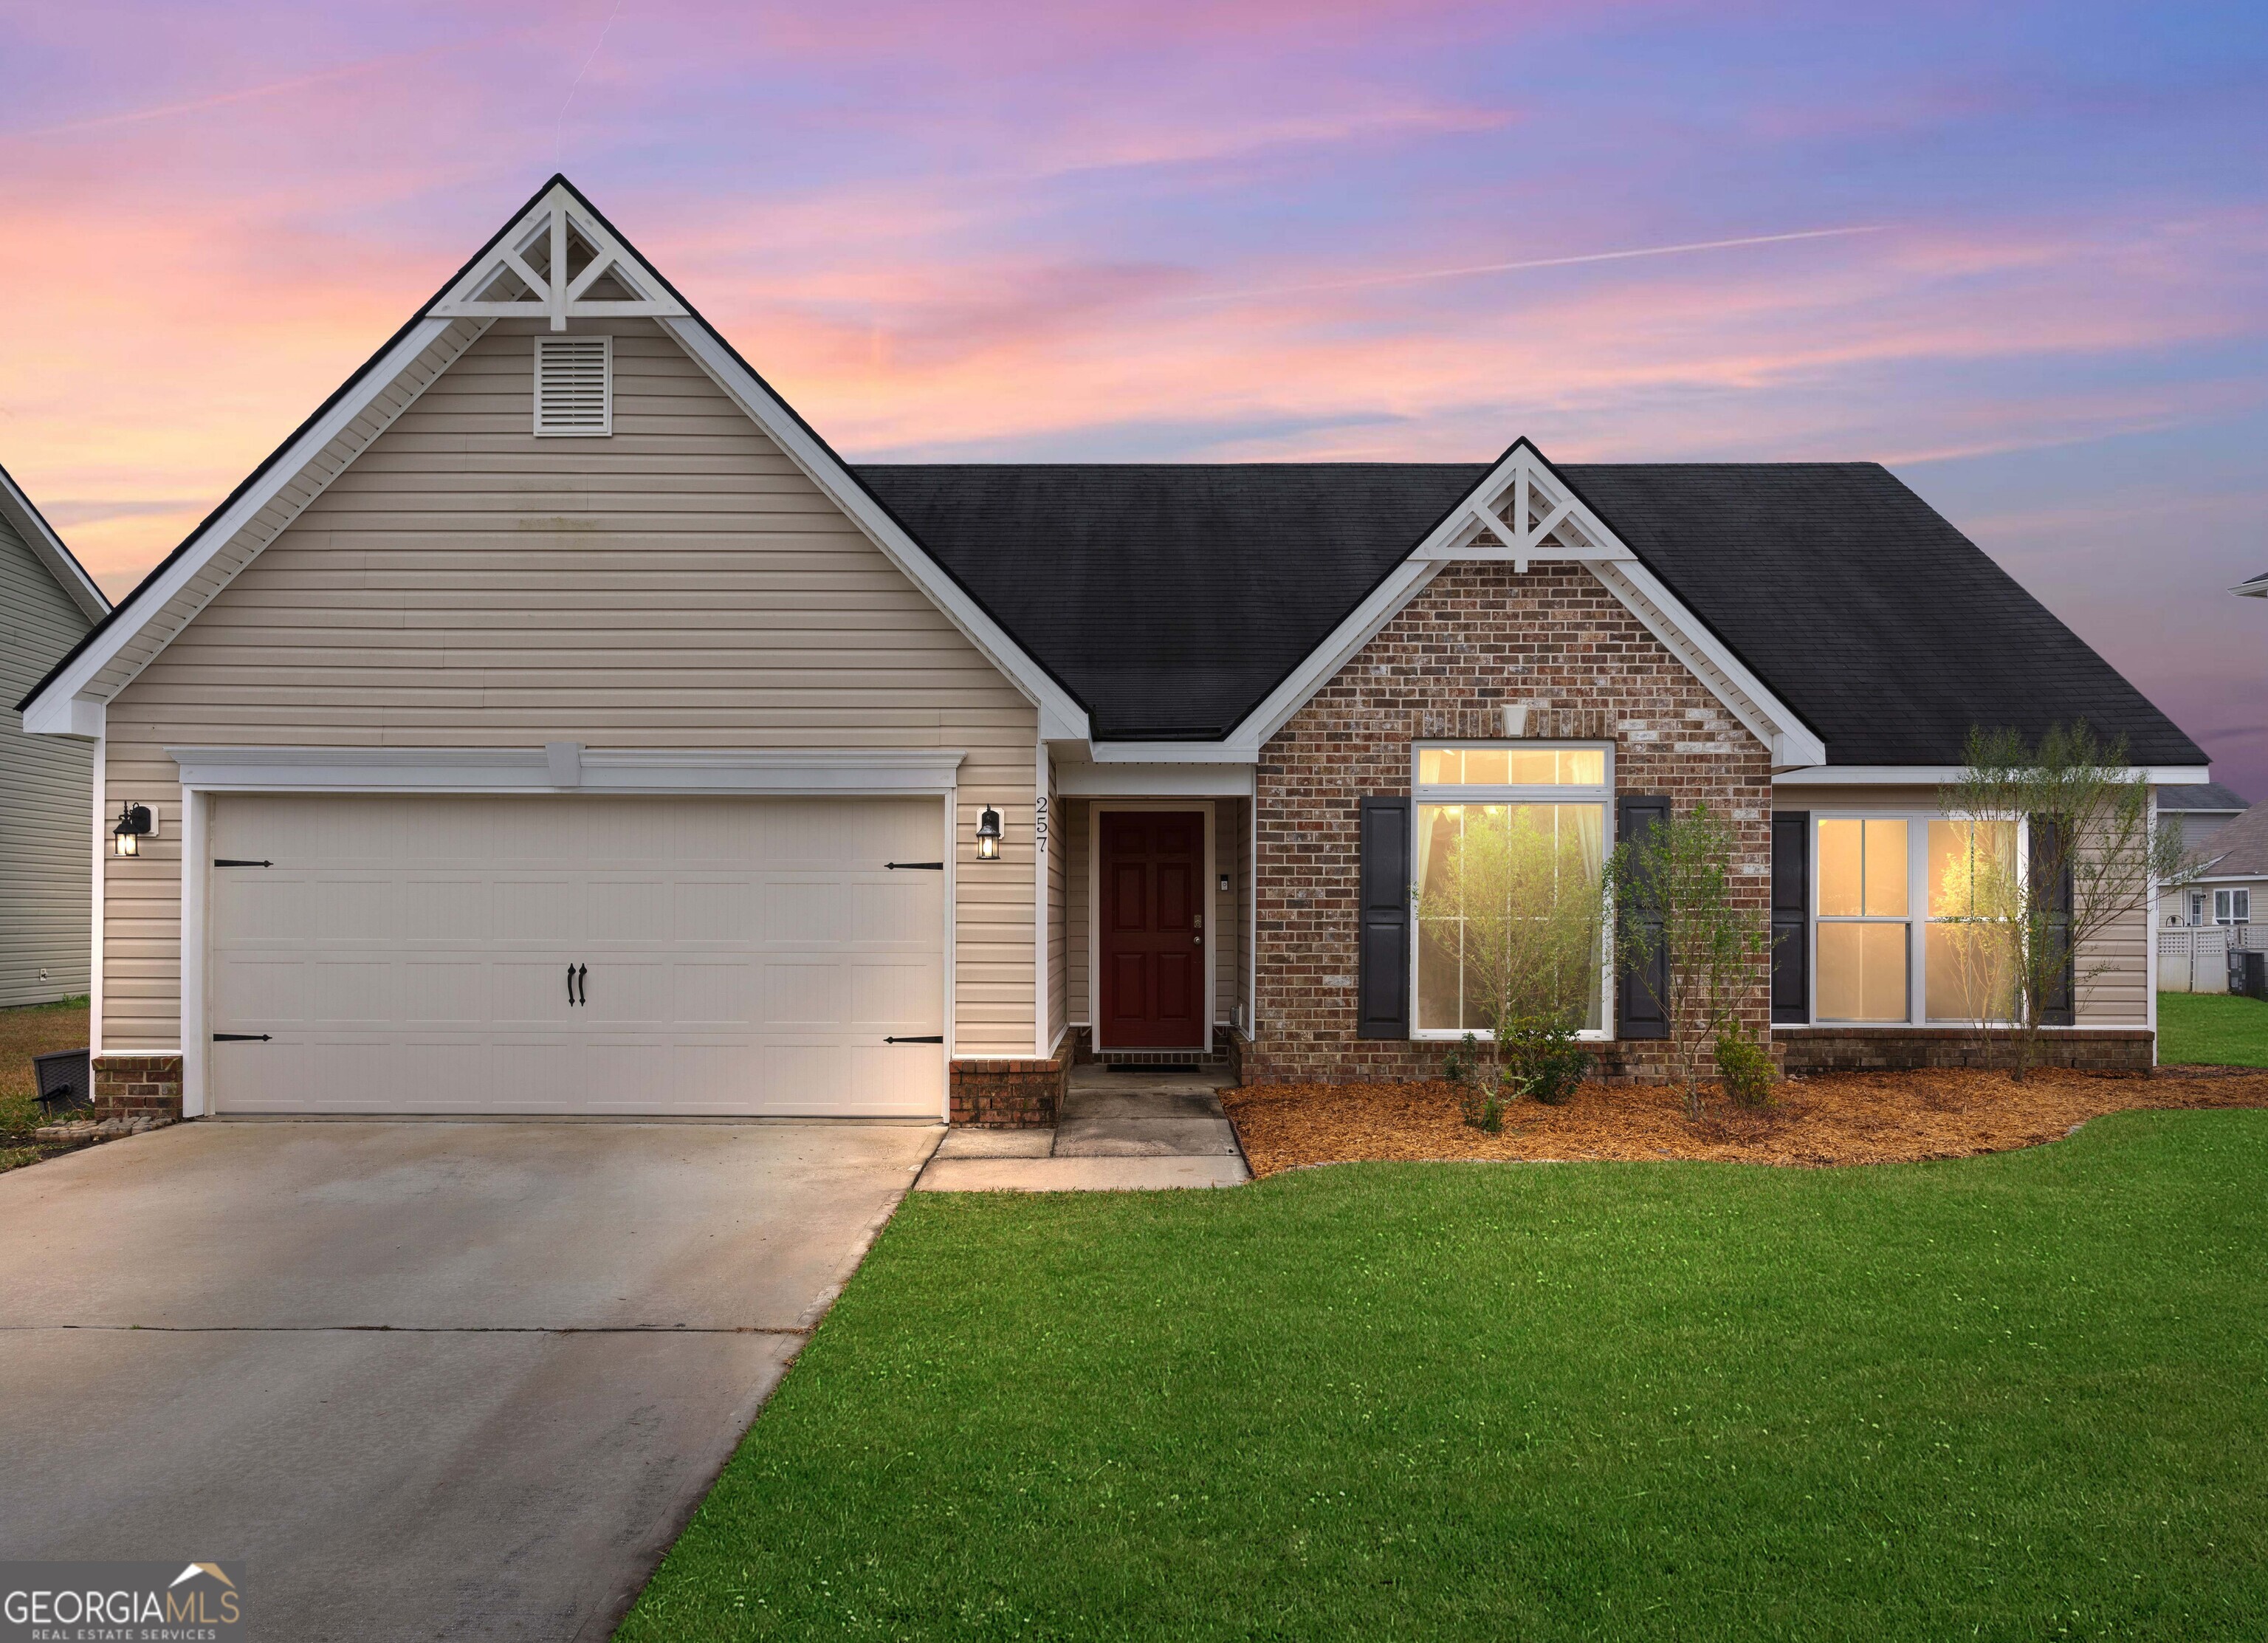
(18, 178), (2210, 1125)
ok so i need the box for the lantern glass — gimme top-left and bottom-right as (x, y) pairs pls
(115, 826), (137, 857)
(975, 805), (1003, 860)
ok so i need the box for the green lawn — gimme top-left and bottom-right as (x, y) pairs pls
(624, 1112), (2268, 1642)
(2159, 990), (2268, 1067)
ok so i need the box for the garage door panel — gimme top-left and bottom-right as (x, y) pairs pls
(210, 793), (946, 1117)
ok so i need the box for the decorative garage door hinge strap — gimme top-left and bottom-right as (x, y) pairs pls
(886, 861), (945, 870)
(213, 1033), (271, 1042)
(885, 1035), (944, 1043)
(214, 858), (272, 867)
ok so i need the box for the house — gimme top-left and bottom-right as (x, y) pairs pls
(2180, 798), (2267, 933)
(2235, 570), (2267, 598)
(2159, 781), (2252, 927)
(0, 462), (109, 1006)
(16, 177), (2213, 1125)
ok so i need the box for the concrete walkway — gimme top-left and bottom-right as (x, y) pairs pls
(917, 1066), (1249, 1190)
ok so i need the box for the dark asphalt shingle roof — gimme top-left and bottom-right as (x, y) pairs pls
(2159, 781), (2251, 812)
(2201, 800), (2268, 878)
(855, 460), (2206, 766)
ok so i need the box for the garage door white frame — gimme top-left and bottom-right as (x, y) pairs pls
(171, 747), (963, 1119)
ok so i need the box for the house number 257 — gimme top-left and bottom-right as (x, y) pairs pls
(1034, 795), (1050, 857)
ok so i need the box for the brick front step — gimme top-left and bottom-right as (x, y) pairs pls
(950, 1055), (1069, 1127)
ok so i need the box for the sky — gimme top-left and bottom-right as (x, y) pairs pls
(4, 0), (2264, 792)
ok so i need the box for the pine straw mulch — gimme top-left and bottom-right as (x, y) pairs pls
(1221, 1064), (2268, 1178)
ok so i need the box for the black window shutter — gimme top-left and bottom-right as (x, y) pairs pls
(1770, 810), (1810, 1023)
(1615, 796), (1671, 1040)
(1356, 798), (1412, 1039)
(2030, 816), (2076, 1026)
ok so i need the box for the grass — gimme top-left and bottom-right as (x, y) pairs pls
(0, 998), (92, 1163)
(2159, 990), (2268, 1067)
(623, 1112), (2268, 1642)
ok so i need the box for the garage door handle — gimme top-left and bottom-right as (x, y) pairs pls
(886, 861), (944, 871)
(885, 1035), (944, 1044)
(213, 1033), (270, 1043)
(576, 964), (588, 1006)
(214, 859), (272, 868)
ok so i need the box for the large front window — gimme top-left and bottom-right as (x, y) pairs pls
(1412, 744), (1610, 1037)
(1925, 819), (2020, 1021)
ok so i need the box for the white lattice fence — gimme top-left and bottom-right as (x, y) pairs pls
(2159, 925), (2259, 993)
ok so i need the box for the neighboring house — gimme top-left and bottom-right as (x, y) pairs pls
(16, 178), (2215, 1123)
(2182, 798), (2268, 931)
(2159, 781), (2252, 927)
(2234, 569), (2267, 598)
(1, 463), (109, 1007)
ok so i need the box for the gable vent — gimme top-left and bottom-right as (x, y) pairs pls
(534, 336), (611, 436)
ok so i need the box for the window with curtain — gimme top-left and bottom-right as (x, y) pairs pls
(1412, 745), (1609, 1037)
(1925, 819), (2020, 1021)
(2219, 889), (2252, 925)
(1815, 817), (1908, 1021)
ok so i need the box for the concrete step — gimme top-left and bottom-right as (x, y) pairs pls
(915, 1155), (1249, 1192)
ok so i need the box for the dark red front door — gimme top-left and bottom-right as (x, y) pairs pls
(1099, 811), (1206, 1049)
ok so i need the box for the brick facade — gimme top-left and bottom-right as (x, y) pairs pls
(92, 1054), (185, 1119)
(1243, 560), (1775, 1085)
(949, 1054), (1068, 1126)
(1776, 1027), (2154, 1074)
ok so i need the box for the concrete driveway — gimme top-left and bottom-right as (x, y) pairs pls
(0, 1117), (939, 1641)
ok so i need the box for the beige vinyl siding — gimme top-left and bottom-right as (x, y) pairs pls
(100, 318), (1037, 1054)
(1774, 784), (2148, 1028)
(1065, 797), (1090, 1026)
(1, 515), (97, 1006)
(1046, 758), (1067, 1052)
(1216, 797), (1245, 1027)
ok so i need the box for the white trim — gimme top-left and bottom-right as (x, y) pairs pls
(1778, 765), (2212, 787)
(657, 312), (1091, 741)
(88, 717), (106, 1052)
(180, 789), (210, 1117)
(1056, 762), (1255, 797)
(1408, 444), (1635, 568)
(1590, 560), (1826, 769)
(1247, 795), (1260, 1037)
(19, 314), (475, 736)
(2147, 792), (2159, 1059)
(0, 464), (109, 623)
(429, 183), (689, 331)
(1036, 738), (1051, 1058)
(165, 746), (967, 795)
(1087, 800), (1215, 1054)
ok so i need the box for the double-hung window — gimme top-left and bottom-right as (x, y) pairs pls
(2219, 888), (2252, 925)
(1815, 818), (1910, 1021)
(1924, 819), (2020, 1021)
(1411, 744), (1612, 1038)
(1815, 814), (2024, 1025)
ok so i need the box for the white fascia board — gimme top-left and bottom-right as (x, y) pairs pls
(0, 466), (108, 623)
(19, 316), (467, 736)
(1775, 764), (2212, 787)
(1406, 444), (1636, 566)
(1217, 560), (1443, 756)
(1090, 741), (1261, 766)
(656, 316), (1090, 741)
(170, 746), (967, 795)
(1056, 762), (1255, 797)
(1591, 560), (1827, 770)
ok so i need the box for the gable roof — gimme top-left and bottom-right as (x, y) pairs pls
(2160, 781), (2250, 812)
(0, 461), (108, 625)
(2237, 570), (2268, 598)
(18, 176), (1089, 741)
(2199, 800), (2268, 878)
(858, 460), (2206, 766)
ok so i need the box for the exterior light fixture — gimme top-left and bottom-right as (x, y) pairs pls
(975, 805), (1003, 860)
(113, 802), (153, 857)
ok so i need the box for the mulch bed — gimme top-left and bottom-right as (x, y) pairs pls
(1222, 1065), (2268, 1177)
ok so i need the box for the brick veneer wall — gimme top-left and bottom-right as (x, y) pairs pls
(1243, 560), (1776, 1085)
(950, 1054), (1068, 1126)
(1777, 1027), (2154, 1074)
(92, 1054), (185, 1119)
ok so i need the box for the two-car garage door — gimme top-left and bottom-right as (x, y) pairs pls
(207, 793), (946, 1117)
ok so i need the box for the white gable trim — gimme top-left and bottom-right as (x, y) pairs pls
(429, 182), (688, 331)
(0, 464), (109, 623)
(20, 315), (479, 736)
(21, 178), (1091, 745)
(658, 315), (1089, 740)
(1188, 443), (1825, 770)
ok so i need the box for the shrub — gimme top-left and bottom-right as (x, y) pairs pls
(1503, 1017), (1592, 1106)
(1714, 1031), (1774, 1108)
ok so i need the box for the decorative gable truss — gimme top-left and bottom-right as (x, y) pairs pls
(429, 184), (687, 331)
(1143, 439), (1827, 771)
(1410, 445), (1632, 572)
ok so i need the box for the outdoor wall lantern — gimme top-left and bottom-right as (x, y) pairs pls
(974, 805), (1003, 860)
(113, 802), (153, 857)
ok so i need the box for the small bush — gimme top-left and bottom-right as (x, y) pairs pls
(1715, 1031), (1774, 1108)
(1505, 1017), (1592, 1106)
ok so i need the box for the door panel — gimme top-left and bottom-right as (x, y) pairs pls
(1097, 810), (1207, 1049)
(207, 793), (946, 1116)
